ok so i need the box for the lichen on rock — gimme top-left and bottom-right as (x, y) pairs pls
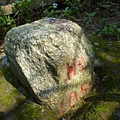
(4, 18), (95, 118)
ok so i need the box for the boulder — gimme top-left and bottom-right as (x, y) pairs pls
(4, 18), (95, 118)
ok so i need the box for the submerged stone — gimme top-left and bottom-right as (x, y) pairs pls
(4, 18), (95, 118)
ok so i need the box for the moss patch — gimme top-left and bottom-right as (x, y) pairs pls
(15, 101), (58, 120)
(0, 74), (18, 111)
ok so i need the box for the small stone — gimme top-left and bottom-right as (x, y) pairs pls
(94, 42), (100, 46)
(107, 42), (113, 44)
(102, 76), (107, 81)
(107, 44), (112, 46)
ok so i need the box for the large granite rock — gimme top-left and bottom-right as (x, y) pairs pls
(4, 18), (95, 118)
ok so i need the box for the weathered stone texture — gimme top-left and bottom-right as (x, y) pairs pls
(4, 18), (94, 118)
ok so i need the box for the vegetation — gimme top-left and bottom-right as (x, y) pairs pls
(0, 0), (120, 44)
(0, 0), (120, 120)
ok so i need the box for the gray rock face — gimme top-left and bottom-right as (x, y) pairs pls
(4, 18), (94, 118)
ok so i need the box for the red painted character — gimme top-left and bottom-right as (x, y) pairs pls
(80, 81), (93, 98)
(68, 91), (77, 108)
(60, 102), (64, 115)
(66, 59), (76, 83)
(66, 56), (85, 83)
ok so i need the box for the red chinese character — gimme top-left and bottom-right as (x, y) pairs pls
(66, 59), (76, 83)
(68, 91), (77, 108)
(78, 56), (84, 73)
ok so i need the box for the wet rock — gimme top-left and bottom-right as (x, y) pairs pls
(4, 18), (95, 118)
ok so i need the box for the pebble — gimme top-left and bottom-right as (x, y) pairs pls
(94, 42), (100, 46)
(107, 42), (113, 46)
(0, 44), (4, 53)
(107, 42), (113, 44)
(107, 44), (112, 46)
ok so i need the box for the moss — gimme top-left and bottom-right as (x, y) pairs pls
(2, 66), (33, 99)
(0, 71), (19, 111)
(0, 88), (18, 110)
(0, 70), (3, 75)
(15, 101), (58, 120)
(89, 36), (120, 90)
(95, 104), (108, 112)
(76, 101), (118, 120)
